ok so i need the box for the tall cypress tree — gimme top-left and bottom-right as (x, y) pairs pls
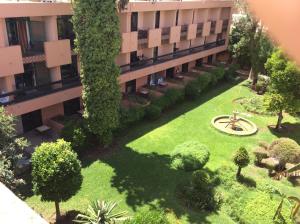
(73, 0), (121, 144)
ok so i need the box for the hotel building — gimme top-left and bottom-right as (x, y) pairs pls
(0, 0), (233, 133)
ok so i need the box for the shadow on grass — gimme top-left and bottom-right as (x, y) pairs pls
(101, 147), (220, 223)
(267, 122), (300, 144)
(237, 175), (257, 188)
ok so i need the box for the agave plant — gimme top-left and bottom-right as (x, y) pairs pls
(274, 163), (300, 180)
(74, 200), (128, 224)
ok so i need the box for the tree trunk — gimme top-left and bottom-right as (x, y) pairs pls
(248, 68), (253, 81)
(237, 166), (242, 177)
(276, 110), (283, 130)
(55, 201), (61, 222)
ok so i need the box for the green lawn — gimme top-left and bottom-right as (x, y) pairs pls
(26, 81), (300, 223)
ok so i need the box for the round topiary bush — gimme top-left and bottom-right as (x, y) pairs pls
(233, 147), (250, 177)
(171, 141), (210, 171)
(269, 138), (300, 164)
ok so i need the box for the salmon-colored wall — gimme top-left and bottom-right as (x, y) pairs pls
(121, 32), (138, 53)
(0, 46), (24, 76)
(148, 28), (162, 48)
(170, 26), (181, 44)
(194, 8), (208, 23)
(44, 39), (72, 68)
(187, 24), (197, 40)
(178, 9), (193, 25)
(160, 10), (176, 28)
(115, 53), (130, 66)
(215, 20), (223, 34)
(191, 37), (205, 47)
(202, 21), (211, 36)
(158, 43), (173, 55)
(178, 40), (190, 50)
(5, 86), (82, 116)
(41, 103), (64, 124)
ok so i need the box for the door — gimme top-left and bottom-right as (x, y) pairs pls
(166, 67), (174, 78)
(208, 55), (213, 64)
(153, 47), (158, 61)
(182, 63), (189, 73)
(64, 98), (81, 116)
(125, 80), (136, 93)
(155, 11), (160, 29)
(21, 109), (42, 132)
(131, 12), (138, 32)
(196, 58), (203, 67)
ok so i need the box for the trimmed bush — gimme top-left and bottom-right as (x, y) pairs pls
(224, 64), (239, 81)
(185, 81), (200, 100)
(211, 67), (225, 81)
(269, 138), (300, 165)
(119, 106), (145, 129)
(145, 104), (162, 120)
(177, 170), (221, 211)
(153, 88), (184, 110)
(171, 141), (210, 171)
(124, 208), (170, 224)
(239, 96), (275, 116)
(61, 120), (93, 155)
(233, 147), (250, 177)
(253, 147), (269, 165)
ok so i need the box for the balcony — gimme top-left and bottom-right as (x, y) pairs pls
(169, 26), (181, 43)
(138, 29), (148, 49)
(180, 24), (188, 40)
(0, 77), (81, 106)
(196, 23), (204, 38)
(210, 21), (216, 35)
(0, 46), (24, 77)
(121, 32), (138, 53)
(161, 27), (170, 44)
(148, 28), (161, 48)
(222, 19), (229, 32)
(187, 24), (197, 40)
(120, 39), (226, 74)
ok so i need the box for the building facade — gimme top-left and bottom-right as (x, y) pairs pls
(0, 0), (233, 134)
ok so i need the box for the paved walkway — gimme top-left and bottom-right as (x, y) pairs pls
(0, 183), (48, 224)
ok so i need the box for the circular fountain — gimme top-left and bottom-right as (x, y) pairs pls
(211, 111), (258, 136)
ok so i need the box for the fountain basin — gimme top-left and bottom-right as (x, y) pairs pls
(211, 115), (258, 136)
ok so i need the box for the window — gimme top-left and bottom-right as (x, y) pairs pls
(175, 10), (179, 26)
(61, 55), (79, 82)
(155, 11), (160, 29)
(131, 12), (138, 32)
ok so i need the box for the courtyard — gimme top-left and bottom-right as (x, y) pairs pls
(25, 80), (300, 223)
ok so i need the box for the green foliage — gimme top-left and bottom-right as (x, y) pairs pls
(145, 104), (162, 120)
(264, 49), (300, 128)
(184, 73), (212, 99)
(74, 200), (128, 224)
(153, 88), (184, 110)
(0, 107), (28, 191)
(31, 139), (82, 202)
(73, 0), (121, 144)
(253, 147), (269, 165)
(233, 147), (250, 176)
(61, 120), (93, 155)
(177, 170), (221, 211)
(171, 141), (210, 171)
(269, 138), (300, 165)
(224, 64), (240, 81)
(119, 106), (145, 129)
(239, 95), (275, 115)
(124, 208), (170, 224)
(211, 67), (225, 82)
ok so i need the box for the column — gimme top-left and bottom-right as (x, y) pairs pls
(44, 16), (61, 83)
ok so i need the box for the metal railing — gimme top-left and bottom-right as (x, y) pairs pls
(138, 30), (148, 40)
(120, 39), (226, 74)
(210, 21), (216, 34)
(0, 76), (81, 106)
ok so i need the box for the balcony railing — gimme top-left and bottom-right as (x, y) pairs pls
(196, 23), (203, 37)
(0, 77), (81, 106)
(120, 39), (226, 74)
(161, 27), (170, 44)
(138, 30), (148, 40)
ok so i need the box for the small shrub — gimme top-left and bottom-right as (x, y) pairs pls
(233, 147), (250, 177)
(258, 141), (270, 150)
(253, 147), (269, 165)
(171, 141), (210, 171)
(61, 120), (93, 154)
(124, 208), (169, 224)
(153, 89), (184, 110)
(196, 72), (212, 90)
(224, 64), (239, 81)
(145, 104), (162, 120)
(185, 81), (200, 100)
(177, 170), (221, 211)
(256, 74), (270, 94)
(269, 138), (300, 165)
(211, 67), (225, 81)
(119, 106), (145, 129)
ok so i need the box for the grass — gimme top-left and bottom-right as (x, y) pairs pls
(25, 81), (300, 223)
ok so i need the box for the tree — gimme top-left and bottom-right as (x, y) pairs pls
(31, 139), (82, 221)
(72, 0), (121, 145)
(229, 11), (273, 87)
(233, 147), (250, 177)
(74, 200), (128, 224)
(264, 49), (300, 130)
(0, 107), (28, 191)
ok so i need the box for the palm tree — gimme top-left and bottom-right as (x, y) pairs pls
(74, 200), (128, 224)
